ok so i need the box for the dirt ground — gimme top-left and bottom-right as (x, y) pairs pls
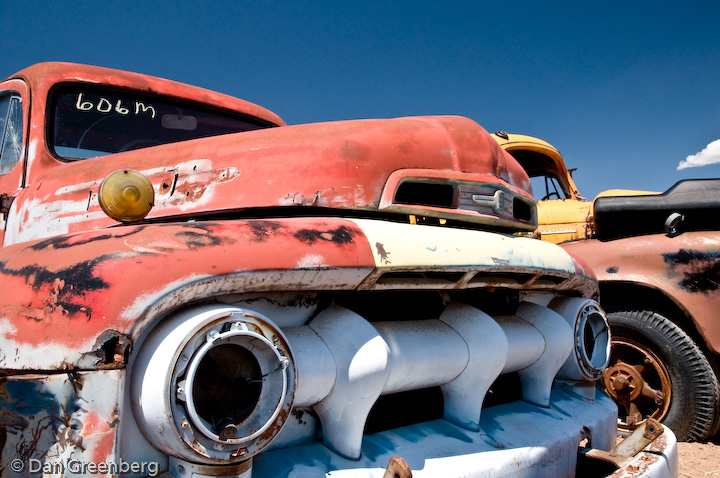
(677, 438), (720, 477)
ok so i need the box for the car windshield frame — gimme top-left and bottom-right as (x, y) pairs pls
(48, 84), (276, 161)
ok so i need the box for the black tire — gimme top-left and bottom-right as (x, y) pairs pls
(604, 310), (720, 441)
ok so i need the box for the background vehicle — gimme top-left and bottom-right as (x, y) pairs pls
(0, 64), (674, 477)
(496, 131), (720, 442)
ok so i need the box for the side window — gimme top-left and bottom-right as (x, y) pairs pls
(0, 95), (23, 175)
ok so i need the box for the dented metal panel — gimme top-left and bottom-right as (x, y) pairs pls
(0, 370), (124, 477)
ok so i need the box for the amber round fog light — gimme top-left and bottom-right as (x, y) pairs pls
(98, 169), (154, 223)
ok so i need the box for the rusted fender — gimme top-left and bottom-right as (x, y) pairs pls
(0, 217), (596, 372)
(7, 115), (532, 245)
(562, 230), (720, 354)
(0, 217), (375, 371)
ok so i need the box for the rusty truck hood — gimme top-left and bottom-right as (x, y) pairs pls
(8, 115), (534, 244)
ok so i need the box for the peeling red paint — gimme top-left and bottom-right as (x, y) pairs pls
(7, 115), (534, 245)
(0, 218), (375, 369)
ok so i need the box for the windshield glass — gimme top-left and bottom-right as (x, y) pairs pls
(50, 85), (275, 160)
(0, 95), (23, 174)
(530, 173), (569, 201)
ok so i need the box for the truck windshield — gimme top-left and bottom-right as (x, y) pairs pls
(49, 85), (275, 160)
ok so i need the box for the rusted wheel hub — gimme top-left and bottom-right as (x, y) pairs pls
(602, 338), (671, 430)
(604, 361), (644, 401)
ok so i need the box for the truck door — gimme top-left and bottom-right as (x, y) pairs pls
(0, 81), (28, 246)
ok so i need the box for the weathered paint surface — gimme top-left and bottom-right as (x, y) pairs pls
(0, 217), (596, 371)
(0, 370), (123, 477)
(495, 131), (720, 362)
(350, 218), (597, 298)
(535, 199), (593, 244)
(4, 116), (534, 245)
(252, 390), (676, 478)
(608, 431), (677, 478)
(0, 217), (374, 370)
(563, 231), (720, 353)
(0, 63), (626, 478)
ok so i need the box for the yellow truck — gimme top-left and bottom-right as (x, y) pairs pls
(495, 132), (720, 442)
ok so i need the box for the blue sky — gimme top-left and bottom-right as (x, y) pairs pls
(2, 1), (719, 199)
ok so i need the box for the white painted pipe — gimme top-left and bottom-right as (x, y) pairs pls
(282, 301), (573, 460)
(439, 302), (508, 431)
(294, 303), (511, 458)
(513, 301), (573, 406)
(493, 302), (574, 407)
(493, 315), (546, 373)
(373, 319), (468, 394)
(282, 326), (336, 407)
(307, 305), (390, 460)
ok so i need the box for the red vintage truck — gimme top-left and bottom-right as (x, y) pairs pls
(495, 132), (720, 443)
(0, 63), (675, 477)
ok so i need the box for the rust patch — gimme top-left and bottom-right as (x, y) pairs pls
(662, 249), (720, 293)
(255, 405), (290, 450)
(11, 416), (53, 464)
(0, 256), (111, 320)
(245, 220), (287, 242)
(294, 225), (358, 245)
(175, 229), (228, 249)
(384, 456), (413, 478)
(80, 330), (133, 369)
(0, 378), (60, 472)
(0, 258), (109, 296)
(340, 140), (368, 162)
(68, 370), (84, 396)
(376, 242), (391, 264)
(57, 417), (85, 452)
(26, 227), (146, 252)
(291, 409), (309, 425)
(106, 405), (120, 429)
(608, 434), (667, 478)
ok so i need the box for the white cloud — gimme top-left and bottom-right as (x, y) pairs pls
(677, 139), (720, 170)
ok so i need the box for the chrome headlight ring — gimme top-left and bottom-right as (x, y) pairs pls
(131, 305), (295, 464)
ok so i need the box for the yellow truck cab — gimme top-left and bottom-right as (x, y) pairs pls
(493, 132), (590, 243)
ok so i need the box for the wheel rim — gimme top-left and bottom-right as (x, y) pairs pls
(602, 337), (672, 432)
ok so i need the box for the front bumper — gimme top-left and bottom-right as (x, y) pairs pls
(606, 428), (677, 478)
(0, 374), (676, 477)
(252, 388), (677, 478)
